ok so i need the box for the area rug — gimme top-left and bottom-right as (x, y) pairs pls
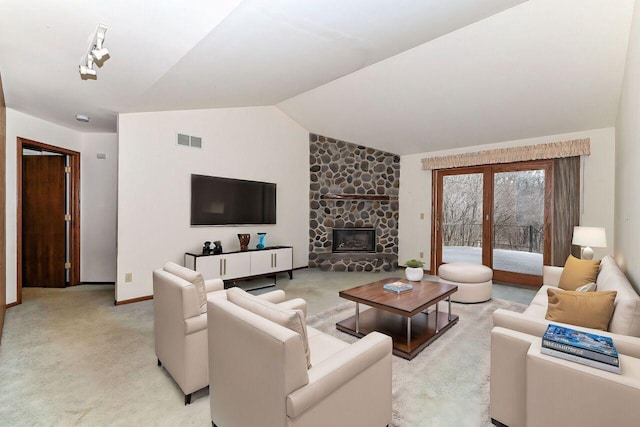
(305, 298), (527, 427)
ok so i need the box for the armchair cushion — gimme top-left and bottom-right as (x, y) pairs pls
(164, 262), (207, 314)
(286, 332), (391, 418)
(204, 278), (224, 293)
(545, 288), (616, 330)
(558, 255), (600, 291)
(227, 287), (312, 368)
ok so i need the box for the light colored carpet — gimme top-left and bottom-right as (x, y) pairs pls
(0, 284), (526, 426)
(306, 299), (527, 427)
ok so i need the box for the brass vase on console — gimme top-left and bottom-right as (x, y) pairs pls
(237, 233), (251, 251)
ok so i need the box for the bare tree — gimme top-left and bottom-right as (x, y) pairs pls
(443, 170), (545, 253)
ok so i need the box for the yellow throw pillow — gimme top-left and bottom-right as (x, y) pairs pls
(558, 255), (601, 291)
(545, 288), (616, 331)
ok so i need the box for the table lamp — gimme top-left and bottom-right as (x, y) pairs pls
(572, 226), (607, 260)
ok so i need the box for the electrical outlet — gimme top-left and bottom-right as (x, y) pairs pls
(420, 213), (425, 220)
(125, 273), (132, 283)
(420, 252), (424, 258)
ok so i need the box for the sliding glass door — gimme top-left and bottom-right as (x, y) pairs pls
(440, 169), (485, 265)
(434, 161), (552, 286)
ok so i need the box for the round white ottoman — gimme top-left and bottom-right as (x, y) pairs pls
(438, 263), (493, 303)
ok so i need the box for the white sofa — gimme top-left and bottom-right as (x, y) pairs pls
(207, 291), (393, 427)
(152, 262), (293, 404)
(490, 256), (640, 426)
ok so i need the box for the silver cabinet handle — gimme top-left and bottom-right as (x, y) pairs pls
(219, 258), (223, 276)
(274, 253), (277, 267)
(224, 259), (227, 275)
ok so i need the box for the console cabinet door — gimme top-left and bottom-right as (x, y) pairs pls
(220, 253), (251, 280)
(250, 248), (292, 275)
(272, 248), (292, 271)
(193, 253), (251, 280)
(194, 255), (222, 280)
(250, 250), (274, 276)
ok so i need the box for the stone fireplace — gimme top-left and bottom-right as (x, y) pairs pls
(308, 133), (399, 272)
(332, 229), (376, 253)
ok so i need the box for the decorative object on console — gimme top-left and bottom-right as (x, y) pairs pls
(237, 233), (250, 251)
(212, 241), (222, 255)
(572, 226), (607, 260)
(404, 259), (425, 281)
(202, 241), (212, 255)
(256, 232), (267, 249)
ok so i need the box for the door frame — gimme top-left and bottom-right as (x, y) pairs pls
(432, 160), (553, 287)
(17, 137), (81, 304)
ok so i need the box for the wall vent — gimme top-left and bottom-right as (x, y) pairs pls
(177, 133), (203, 149)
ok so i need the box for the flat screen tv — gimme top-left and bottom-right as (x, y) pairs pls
(191, 174), (276, 226)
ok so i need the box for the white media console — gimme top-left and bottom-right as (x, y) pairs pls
(184, 246), (293, 288)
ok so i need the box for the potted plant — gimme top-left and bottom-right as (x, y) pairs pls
(404, 259), (425, 281)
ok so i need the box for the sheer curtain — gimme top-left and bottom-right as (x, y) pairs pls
(552, 156), (581, 266)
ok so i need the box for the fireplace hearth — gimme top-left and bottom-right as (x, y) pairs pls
(332, 229), (376, 253)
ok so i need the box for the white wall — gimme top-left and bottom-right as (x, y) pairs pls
(5, 109), (82, 304)
(80, 133), (118, 282)
(116, 106), (309, 302)
(615, 0), (640, 291)
(398, 127), (616, 270)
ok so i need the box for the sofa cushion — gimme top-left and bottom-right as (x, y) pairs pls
(227, 287), (311, 368)
(597, 256), (640, 336)
(575, 282), (597, 292)
(545, 288), (616, 331)
(164, 262), (207, 314)
(558, 255), (600, 291)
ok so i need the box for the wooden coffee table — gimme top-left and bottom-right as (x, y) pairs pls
(336, 278), (458, 360)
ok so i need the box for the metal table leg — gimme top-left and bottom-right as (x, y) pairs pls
(448, 296), (452, 321)
(407, 317), (412, 347)
(435, 303), (440, 333)
(355, 302), (360, 334)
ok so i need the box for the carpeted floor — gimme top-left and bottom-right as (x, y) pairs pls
(306, 299), (527, 427)
(0, 280), (527, 426)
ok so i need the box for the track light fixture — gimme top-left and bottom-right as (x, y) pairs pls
(79, 24), (109, 78)
(90, 24), (109, 62)
(79, 56), (97, 77)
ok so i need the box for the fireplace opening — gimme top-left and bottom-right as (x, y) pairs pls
(332, 228), (376, 253)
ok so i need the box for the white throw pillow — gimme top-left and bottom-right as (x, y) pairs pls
(163, 262), (207, 314)
(227, 287), (311, 368)
(575, 282), (597, 292)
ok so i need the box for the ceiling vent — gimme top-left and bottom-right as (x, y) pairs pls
(177, 133), (203, 149)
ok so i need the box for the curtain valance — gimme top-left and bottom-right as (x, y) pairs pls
(421, 138), (590, 170)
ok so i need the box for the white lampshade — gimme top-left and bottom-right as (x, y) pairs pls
(572, 226), (607, 248)
(572, 226), (607, 260)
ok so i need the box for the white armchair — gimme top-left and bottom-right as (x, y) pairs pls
(152, 262), (291, 404)
(207, 294), (393, 427)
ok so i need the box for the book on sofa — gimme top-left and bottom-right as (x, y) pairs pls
(541, 324), (620, 374)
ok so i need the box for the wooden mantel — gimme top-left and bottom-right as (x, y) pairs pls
(320, 194), (396, 201)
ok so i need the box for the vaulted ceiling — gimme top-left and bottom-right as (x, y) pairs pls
(0, 0), (634, 154)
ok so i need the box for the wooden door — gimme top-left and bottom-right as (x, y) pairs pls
(433, 161), (552, 287)
(0, 72), (6, 340)
(22, 155), (66, 287)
